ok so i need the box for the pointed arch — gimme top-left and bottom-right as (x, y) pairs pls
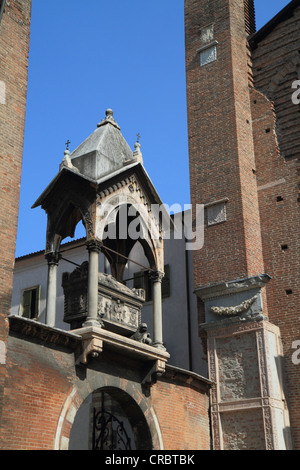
(96, 195), (162, 281)
(45, 191), (95, 254)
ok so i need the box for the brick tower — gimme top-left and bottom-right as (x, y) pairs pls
(0, 0), (32, 424)
(185, 0), (297, 450)
(185, 0), (264, 286)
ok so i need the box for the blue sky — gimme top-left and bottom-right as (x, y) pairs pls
(15, 0), (290, 257)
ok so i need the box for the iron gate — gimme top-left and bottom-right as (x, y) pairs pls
(92, 394), (132, 450)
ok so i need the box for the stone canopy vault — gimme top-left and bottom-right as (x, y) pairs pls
(32, 109), (170, 374)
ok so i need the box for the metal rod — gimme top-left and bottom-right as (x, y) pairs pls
(59, 239), (155, 273)
(60, 256), (81, 268)
(59, 241), (87, 254)
(101, 245), (156, 272)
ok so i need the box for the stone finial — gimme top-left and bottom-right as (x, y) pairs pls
(59, 147), (79, 173)
(59, 149), (71, 170)
(97, 108), (120, 130)
(105, 109), (114, 120)
(133, 133), (143, 164)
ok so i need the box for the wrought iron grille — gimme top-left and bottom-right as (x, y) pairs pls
(92, 395), (132, 450)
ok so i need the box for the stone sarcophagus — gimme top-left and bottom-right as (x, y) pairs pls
(62, 262), (145, 335)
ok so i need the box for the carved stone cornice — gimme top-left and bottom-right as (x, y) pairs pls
(195, 274), (272, 301)
(8, 315), (81, 350)
(97, 176), (134, 200)
(72, 325), (170, 385)
(202, 318), (280, 338)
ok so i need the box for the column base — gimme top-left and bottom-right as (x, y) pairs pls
(152, 342), (166, 351)
(83, 319), (104, 328)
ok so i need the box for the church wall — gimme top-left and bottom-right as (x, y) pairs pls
(251, 4), (300, 162)
(11, 242), (90, 328)
(184, 0), (298, 450)
(250, 10), (300, 447)
(151, 369), (211, 450)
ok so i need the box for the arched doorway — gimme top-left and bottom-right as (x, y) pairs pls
(69, 387), (153, 450)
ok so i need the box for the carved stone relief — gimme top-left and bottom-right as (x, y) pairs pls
(62, 262), (145, 333)
(210, 295), (257, 317)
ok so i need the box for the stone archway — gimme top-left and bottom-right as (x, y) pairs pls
(69, 387), (152, 450)
(55, 380), (163, 451)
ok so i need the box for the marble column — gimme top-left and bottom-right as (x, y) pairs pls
(151, 271), (165, 349)
(84, 239), (103, 327)
(45, 252), (60, 327)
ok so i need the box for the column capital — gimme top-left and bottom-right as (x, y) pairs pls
(45, 252), (61, 266)
(85, 238), (103, 254)
(150, 270), (165, 283)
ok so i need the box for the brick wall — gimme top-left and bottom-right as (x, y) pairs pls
(221, 409), (265, 450)
(0, 0), (31, 425)
(151, 369), (211, 450)
(185, 0), (300, 449)
(185, 0), (264, 290)
(1, 332), (75, 449)
(244, 0), (256, 35)
(250, 6), (300, 447)
(0, 318), (211, 450)
(251, 5), (300, 162)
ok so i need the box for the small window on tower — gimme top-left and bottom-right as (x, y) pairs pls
(21, 286), (40, 320)
(199, 24), (217, 66)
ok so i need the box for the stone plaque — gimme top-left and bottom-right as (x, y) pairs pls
(200, 45), (217, 66)
(201, 24), (214, 44)
(207, 201), (226, 225)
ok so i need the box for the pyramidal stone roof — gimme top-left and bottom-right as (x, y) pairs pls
(32, 109), (156, 210)
(68, 109), (140, 181)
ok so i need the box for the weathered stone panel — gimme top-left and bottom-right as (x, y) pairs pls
(216, 333), (260, 401)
